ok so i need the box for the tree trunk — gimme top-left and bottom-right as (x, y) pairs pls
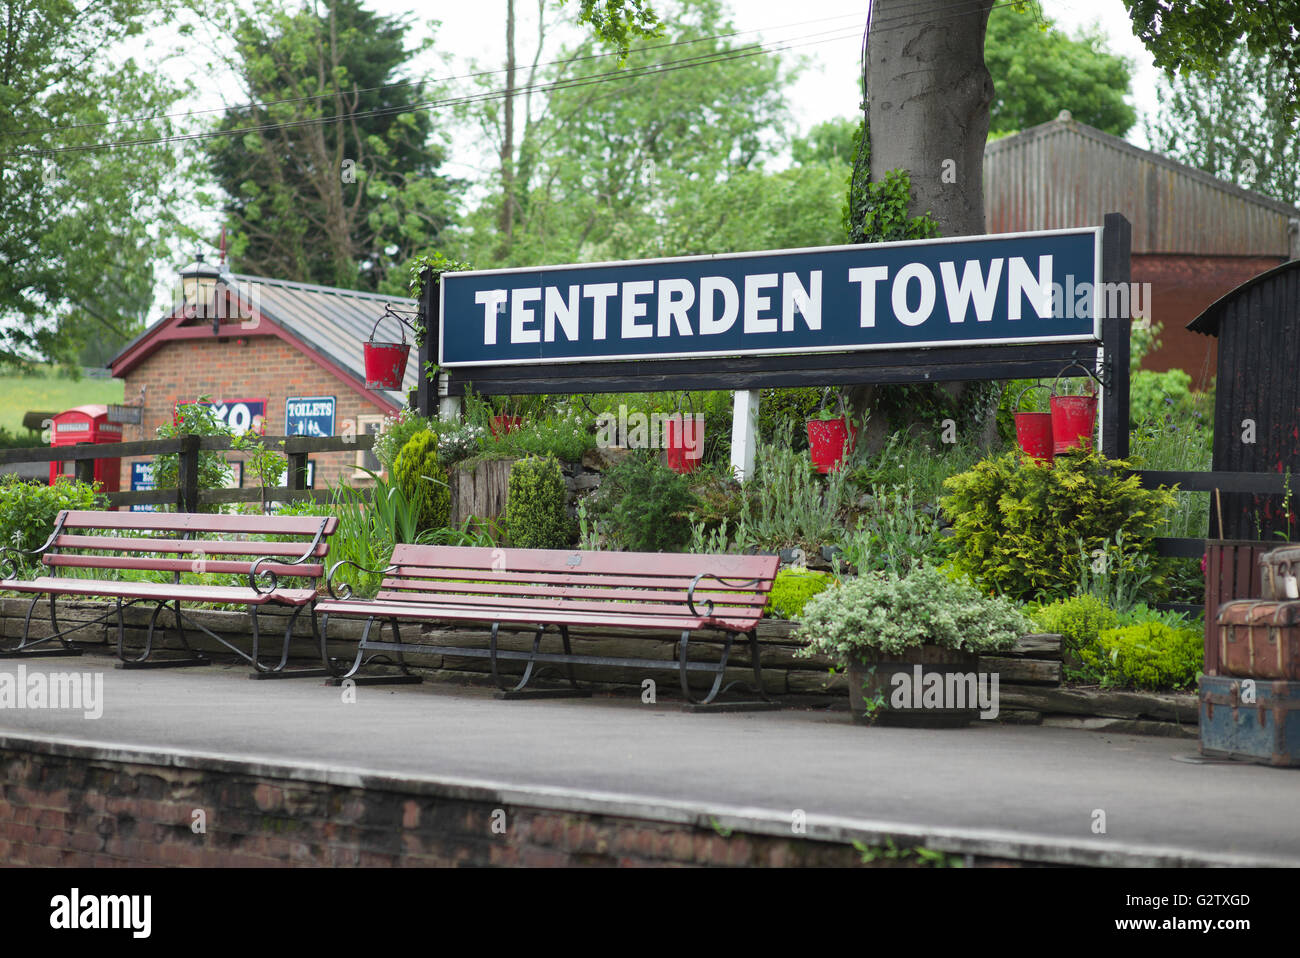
(849, 0), (998, 452)
(866, 0), (994, 236)
(498, 0), (517, 250)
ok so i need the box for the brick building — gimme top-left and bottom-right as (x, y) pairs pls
(985, 114), (1300, 386)
(109, 265), (419, 495)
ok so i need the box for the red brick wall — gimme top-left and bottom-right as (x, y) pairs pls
(1133, 254), (1285, 384)
(116, 335), (398, 496)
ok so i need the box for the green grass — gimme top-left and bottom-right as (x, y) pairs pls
(0, 366), (123, 436)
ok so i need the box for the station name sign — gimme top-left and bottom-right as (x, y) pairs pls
(439, 228), (1102, 367)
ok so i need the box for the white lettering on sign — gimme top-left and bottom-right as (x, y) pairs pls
(468, 257), (1061, 347)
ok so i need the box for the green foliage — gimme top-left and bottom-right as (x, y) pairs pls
(764, 568), (835, 620)
(0, 477), (105, 572)
(0, 0), (187, 368)
(1030, 593), (1120, 660)
(845, 169), (940, 245)
(852, 838), (964, 868)
(152, 400), (235, 511)
(1081, 621), (1203, 691)
(794, 565), (1031, 663)
(392, 431), (451, 534)
(505, 455), (571, 550)
(593, 454), (698, 552)
(1130, 369), (1196, 426)
(835, 483), (946, 577)
(984, 4), (1136, 136)
(207, 0), (457, 290)
(940, 449), (1177, 602)
(739, 436), (853, 552)
(574, 0), (663, 57)
(758, 388), (823, 449)
(372, 410), (437, 473)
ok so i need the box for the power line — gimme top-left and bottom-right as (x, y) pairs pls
(9, 10), (867, 141)
(4, 26), (861, 161)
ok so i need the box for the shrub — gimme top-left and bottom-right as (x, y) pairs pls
(1129, 368), (1199, 427)
(392, 430), (451, 534)
(505, 455), (570, 549)
(593, 454), (698, 552)
(372, 409), (436, 472)
(794, 565), (1031, 663)
(1082, 622), (1203, 690)
(0, 476), (104, 573)
(152, 399), (234, 509)
(1030, 594), (1118, 658)
(739, 438), (852, 551)
(939, 449), (1176, 602)
(764, 568), (835, 619)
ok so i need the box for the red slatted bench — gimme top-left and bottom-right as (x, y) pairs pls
(0, 510), (338, 677)
(316, 545), (780, 707)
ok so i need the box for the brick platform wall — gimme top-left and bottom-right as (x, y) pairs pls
(116, 336), (397, 494)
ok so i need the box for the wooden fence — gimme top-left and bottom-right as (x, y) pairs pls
(0, 434), (374, 511)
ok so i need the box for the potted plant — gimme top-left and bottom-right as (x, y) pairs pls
(806, 406), (858, 473)
(794, 565), (1031, 727)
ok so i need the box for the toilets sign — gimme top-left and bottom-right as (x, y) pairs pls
(439, 227), (1102, 367)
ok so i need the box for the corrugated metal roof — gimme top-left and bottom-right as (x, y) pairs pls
(985, 116), (1300, 256)
(234, 274), (420, 408)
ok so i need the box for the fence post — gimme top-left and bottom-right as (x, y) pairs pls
(73, 446), (95, 486)
(177, 435), (201, 513)
(286, 451), (308, 491)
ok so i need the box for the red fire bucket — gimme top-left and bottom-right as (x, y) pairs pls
(1013, 384), (1054, 464)
(1050, 365), (1098, 455)
(363, 342), (410, 390)
(363, 304), (412, 390)
(807, 418), (858, 473)
(665, 414), (703, 474)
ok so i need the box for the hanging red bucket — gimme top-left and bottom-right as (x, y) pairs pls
(363, 305), (412, 390)
(665, 413), (704, 474)
(807, 418), (858, 473)
(1013, 383), (1054, 464)
(1050, 364), (1098, 455)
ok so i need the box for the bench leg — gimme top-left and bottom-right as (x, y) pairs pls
(678, 630), (781, 713)
(324, 616), (422, 686)
(248, 605), (334, 680)
(116, 601), (207, 669)
(0, 595), (84, 658)
(492, 623), (591, 700)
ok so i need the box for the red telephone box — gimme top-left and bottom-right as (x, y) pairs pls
(49, 405), (123, 492)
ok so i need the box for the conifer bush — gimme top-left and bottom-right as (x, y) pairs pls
(392, 430), (451, 534)
(505, 455), (570, 549)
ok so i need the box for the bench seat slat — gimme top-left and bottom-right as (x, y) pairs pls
(377, 578), (768, 606)
(53, 535), (329, 558)
(45, 555), (324, 578)
(0, 576), (317, 606)
(372, 588), (764, 622)
(316, 598), (758, 632)
(59, 510), (337, 537)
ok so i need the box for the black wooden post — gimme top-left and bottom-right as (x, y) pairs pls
(73, 446), (95, 486)
(416, 266), (438, 418)
(286, 450), (308, 491)
(1101, 212), (1132, 460)
(177, 434), (201, 513)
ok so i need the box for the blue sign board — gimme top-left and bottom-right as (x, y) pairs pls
(130, 461), (156, 513)
(178, 398), (267, 435)
(285, 396), (335, 438)
(439, 228), (1102, 367)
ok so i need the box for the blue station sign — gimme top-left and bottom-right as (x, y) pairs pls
(439, 228), (1102, 367)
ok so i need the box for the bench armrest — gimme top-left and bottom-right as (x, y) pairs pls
(324, 559), (398, 601)
(0, 512), (69, 581)
(249, 517), (333, 595)
(685, 572), (765, 620)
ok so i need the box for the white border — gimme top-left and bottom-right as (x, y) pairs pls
(438, 227), (1105, 367)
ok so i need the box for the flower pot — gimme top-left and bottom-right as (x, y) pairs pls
(806, 418), (857, 473)
(363, 341), (409, 390)
(490, 414), (522, 437)
(664, 414), (703, 474)
(846, 646), (983, 728)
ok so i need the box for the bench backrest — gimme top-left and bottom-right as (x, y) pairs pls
(40, 510), (338, 581)
(379, 545), (779, 627)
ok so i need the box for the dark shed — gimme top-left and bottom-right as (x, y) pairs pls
(1188, 260), (1300, 539)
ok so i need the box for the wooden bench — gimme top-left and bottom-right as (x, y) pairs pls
(0, 510), (338, 677)
(316, 545), (780, 707)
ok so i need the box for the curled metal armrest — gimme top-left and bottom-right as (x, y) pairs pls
(686, 573), (764, 619)
(0, 547), (35, 582)
(324, 559), (398, 601)
(249, 518), (334, 596)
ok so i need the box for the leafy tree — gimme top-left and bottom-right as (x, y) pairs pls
(459, 0), (793, 267)
(984, 6), (1135, 137)
(1146, 44), (1300, 206)
(206, 0), (458, 291)
(0, 0), (190, 368)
